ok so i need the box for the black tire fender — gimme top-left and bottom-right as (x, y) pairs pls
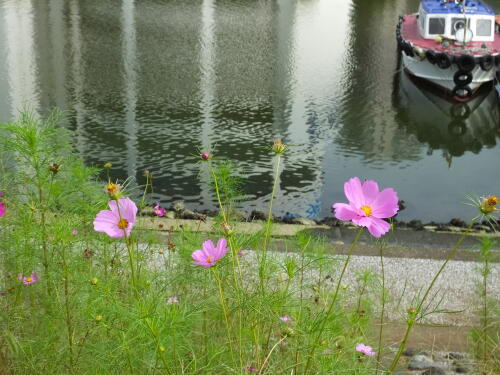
(436, 53), (452, 69)
(456, 54), (475, 71)
(452, 85), (472, 100)
(426, 50), (437, 64)
(453, 70), (473, 86)
(479, 55), (494, 71)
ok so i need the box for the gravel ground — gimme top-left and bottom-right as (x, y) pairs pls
(335, 254), (500, 326)
(149, 247), (499, 326)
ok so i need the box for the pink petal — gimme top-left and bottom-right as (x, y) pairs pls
(202, 240), (216, 255)
(0, 202), (5, 217)
(366, 217), (391, 238)
(94, 210), (124, 238)
(356, 344), (366, 352)
(119, 198), (138, 225)
(361, 180), (379, 205)
(371, 202), (399, 219)
(352, 216), (371, 227)
(191, 250), (205, 262)
(332, 203), (359, 221)
(216, 238), (228, 260)
(344, 177), (364, 207)
(108, 199), (119, 213)
(371, 188), (399, 218)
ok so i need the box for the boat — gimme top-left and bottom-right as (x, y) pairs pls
(396, 0), (500, 101)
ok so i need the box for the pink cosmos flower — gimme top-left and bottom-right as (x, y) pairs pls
(356, 343), (376, 356)
(279, 316), (292, 323)
(332, 177), (398, 238)
(0, 202), (5, 217)
(245, 366), (256, 373)
(93, 198), (138, 238)
(167, 296), (179, 304)
(18, 272), (39, 285)
(192, 238), (229, 268)
(71, 229), (78, 236)
(153, 203), (165, 217)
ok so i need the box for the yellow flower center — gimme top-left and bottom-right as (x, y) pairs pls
(360, 205), (372, 217)
(107, 183), (117, 193)
(487, 196), (499, 207)
(206, 256), (213, 264)
(26, 277), (32, 283)
(117, 219), (129, 230)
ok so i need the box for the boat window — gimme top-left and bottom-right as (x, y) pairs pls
(476, 19), (492, 36)
(428, 18), (445, 34)
(451, 18), (468, 35)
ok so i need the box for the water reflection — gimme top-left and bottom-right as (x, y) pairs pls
(397, 71), (500, 160)
(122, 0), (138, 181)
(0, 0), (499, 221)
(3, 0), (39, 118)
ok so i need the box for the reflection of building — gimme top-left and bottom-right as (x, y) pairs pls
(398, 70), (500, 158)
(337, 0), (422, 161)
(271, 0), (352, 217)
(2, 0), (40, 119)
(0, 0), (360, 218)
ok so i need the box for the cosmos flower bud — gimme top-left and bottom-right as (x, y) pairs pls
(90, 278), (98, 285)
(167, 240), (176, 252)
(221, 221), (233, 235)
(49, 163), (61, 175)
(104, 183), (123, 200)
(95, 315), (103, 322)
(272, 139), (286, 154)
(104, 162), (112, 169)
(479, 196), (499, 215)
(200, 152), (212, 161)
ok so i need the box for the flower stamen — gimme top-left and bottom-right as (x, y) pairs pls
(117, 219), (129, 230)
(360, 205), (372, 217)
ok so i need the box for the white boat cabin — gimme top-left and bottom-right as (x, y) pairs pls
(418, 0), (495, 42)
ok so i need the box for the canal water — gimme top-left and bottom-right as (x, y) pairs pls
(0, 0), (499, 222)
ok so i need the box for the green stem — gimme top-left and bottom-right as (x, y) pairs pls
(140, 172), (150, 210)
(62, 246), (74, 371)
(259, 154), (281, 295)
(376, 246), (386, 375)
(211, 268), (236, 368)
(386, 220), (475, 374)
(206, 161), (244, 370)
(144, 317), (173, 375)
(303, 227), (364, 374)
(115, 200), (137, 293)
(263, 154), (281, 252)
